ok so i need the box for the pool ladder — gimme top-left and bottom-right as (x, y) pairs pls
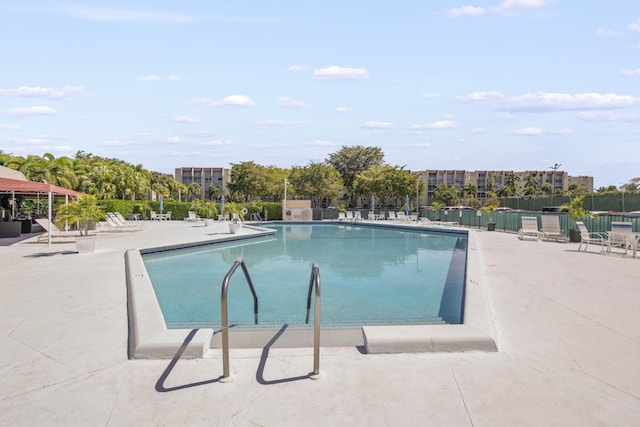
(220, 258), (321, 379)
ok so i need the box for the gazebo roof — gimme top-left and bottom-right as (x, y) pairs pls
(0, 176), (82, 198)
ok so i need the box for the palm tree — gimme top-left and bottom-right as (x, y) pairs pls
(207, 183), (222, 201)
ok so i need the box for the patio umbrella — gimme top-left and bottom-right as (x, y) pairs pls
(220, 194), (225, 217)
(159, 194), (163, 214)
(405, 195), (410, 215)
(370, 195), (375, 213)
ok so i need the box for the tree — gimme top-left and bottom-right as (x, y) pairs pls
(325, 145), (384, 206)
(288, 162), (343, 208)
(186, 183), (201, 201)
(432, 184), (459, 206)
(207, 183), (222, 201)
(227, 161), (269, 202)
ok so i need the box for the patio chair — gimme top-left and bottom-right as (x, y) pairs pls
(150, 211), (158, 220)
(338, 211), (346, 221)
(575, 221), (607, 253)
(35, 218), (77, 242)
(607, 222), (637, 256)
(540, 215), (568, 242)
(184, 211), (201, 222)
(518, 216), (540, 241)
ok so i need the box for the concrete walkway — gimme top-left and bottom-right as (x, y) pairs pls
(1, 221), (638, 426)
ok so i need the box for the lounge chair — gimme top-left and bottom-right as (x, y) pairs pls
(150, 211), (158, 221)
(396, 211), (408, 222)
(518, 217), (540, 240)
(100, 213), (142, 231)
(35, 218), (77, 241)
(184, 211), (201, 222)
(607, 222), (637, 256)
(338, 212), (346, 221)
(540, 215), (568, 242)
(575, 221), (607, 253)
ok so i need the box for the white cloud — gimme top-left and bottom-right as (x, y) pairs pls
(459, 91), (638, 111)
(0, 86), (85, 99)
(621, 69), (640, 77)
(394, 142), (432, 148)
(491, 0), (548, 14)
(575, 111), (640, 123)
(166, 136), (181, 144)
(199, 139), (232, 146)
(277, 97), (307, 108)
(196, 95), (257, 107)
(313, 66), (369, 80)
(444, 6), (486, 17)
(309, 140), (339, 146)
(421, 92), (440, 99)
(632, 43), (640, 49)
(190, 130), (216, 137)
(0, 123), (20, 130)
(471, 128), (485, 133)
(138, 74), (181, 81)
(103, 139), (130, 146)
(629, 17), (640, 32)
(335, 106), (353, 112)
(172, 115), (201, 124)
(138, 74), (161, 81)
(287, 65), (311, 72)
(1, 106), (56, 116)
(513, 127), (572, 135)
(255, 120), (300, 128)
(409, 120), (457, 130)
(596, 27), (623, 37)
(360, 121), (393, 129)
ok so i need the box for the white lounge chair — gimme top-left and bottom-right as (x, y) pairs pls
(518, 217), (540, 240)
(338, 212), (347, 221)
(185, 211), (201, 222)
(607, 222), (637, 256)
(35, 218), (77, 242)
(575, 221), (607, 253)
(540, 215), (568, 242)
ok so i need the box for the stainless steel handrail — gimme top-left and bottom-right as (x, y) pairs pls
(221, 257), (258, 379)
(305, 263), (321, 376)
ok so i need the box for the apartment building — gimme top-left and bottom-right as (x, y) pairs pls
(414, 169), (594, 205)
(174, 167), (229, 199)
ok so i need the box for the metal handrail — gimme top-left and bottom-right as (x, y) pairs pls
(305, 263), (321, 376)
(221, 257), (258, 378)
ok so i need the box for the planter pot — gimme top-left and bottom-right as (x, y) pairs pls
(228, 223), (241, 234)
(487, 222), (496, 231)
(569, 229), (581, 243)
(76, 235), (97, 253)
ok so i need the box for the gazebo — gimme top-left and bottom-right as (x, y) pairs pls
(0, 166), (82, 244)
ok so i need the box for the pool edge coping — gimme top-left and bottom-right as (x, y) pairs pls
(126, 223), (497, 359)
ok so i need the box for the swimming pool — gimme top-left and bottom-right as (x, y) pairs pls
(143, 223), (467, 329)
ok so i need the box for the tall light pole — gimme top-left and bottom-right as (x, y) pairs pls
(283, 178), (288, 212)
(416, 177), (420, 213)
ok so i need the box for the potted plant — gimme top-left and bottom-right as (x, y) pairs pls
(225, 203), (245, 233)
(560, 195), (591, 242)
(431, 201), (443, 221)
(480, 201), (498, 231)
(55, 195), (103, 253)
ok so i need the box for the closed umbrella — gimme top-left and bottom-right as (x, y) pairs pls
(220, 194), (225, 218)
(159, 194), (164, 214)
(370, 195), (375, 213)
(405, 195), (410, 215)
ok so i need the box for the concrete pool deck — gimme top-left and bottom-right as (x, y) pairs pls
(1, 220), (638, 426)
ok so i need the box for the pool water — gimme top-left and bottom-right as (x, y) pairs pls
(143, 223), (467, 328)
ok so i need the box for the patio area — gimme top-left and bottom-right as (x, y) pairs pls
(1, 221), (638, 426)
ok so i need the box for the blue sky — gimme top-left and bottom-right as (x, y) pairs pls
(0, 1), (639, 188)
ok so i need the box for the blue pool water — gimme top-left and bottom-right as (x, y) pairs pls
(143, 223), (467, 328)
